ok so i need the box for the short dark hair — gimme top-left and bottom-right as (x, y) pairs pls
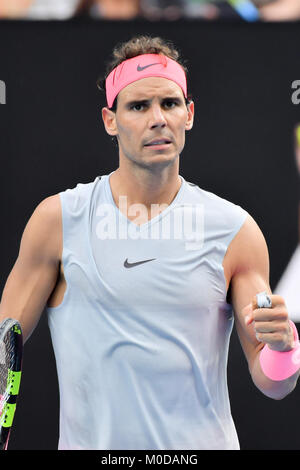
(97, 35), (192, 111)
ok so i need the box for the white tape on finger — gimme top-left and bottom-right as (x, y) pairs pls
(256, 291), (272, 308)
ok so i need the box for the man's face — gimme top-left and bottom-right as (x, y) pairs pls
(102, 77), (194, 169)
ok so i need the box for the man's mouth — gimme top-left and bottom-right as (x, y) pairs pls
(144, 139), (172, 147)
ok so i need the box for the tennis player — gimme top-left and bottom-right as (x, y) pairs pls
(0, 35), (299, 450)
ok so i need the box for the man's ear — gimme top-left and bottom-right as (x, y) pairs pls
(185, 100), (194, 131)
(102, 107), (118, 136)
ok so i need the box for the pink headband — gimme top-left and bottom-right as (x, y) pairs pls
(105, 53), (187, 109)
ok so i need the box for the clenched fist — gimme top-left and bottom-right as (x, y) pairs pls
(244, 293), (295, 352)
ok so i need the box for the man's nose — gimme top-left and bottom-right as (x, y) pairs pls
(149, 104), (167, 128)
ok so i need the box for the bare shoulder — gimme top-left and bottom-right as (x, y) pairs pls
(21, 194), (62, 264)
(33, 194), (61, 218)
(226, 214), (270, 280)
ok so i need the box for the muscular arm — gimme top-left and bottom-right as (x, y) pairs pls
(228, 214), (299, 399)
(0, 195), (62, 342)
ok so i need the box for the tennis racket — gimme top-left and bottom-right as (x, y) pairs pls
(0, 318), (23, 450)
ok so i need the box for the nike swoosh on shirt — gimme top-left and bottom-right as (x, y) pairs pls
(124, 258), (156, 268)
(137, 63), (161, 72)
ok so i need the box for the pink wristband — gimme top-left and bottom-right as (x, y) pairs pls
(259, 321), (300, 381)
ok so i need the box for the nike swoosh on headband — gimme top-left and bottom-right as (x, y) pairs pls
(124, 258), (156, 268)
(137, 63), (161, 72)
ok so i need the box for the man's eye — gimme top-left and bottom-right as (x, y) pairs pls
(164, 101), (177, 108)
(131, 103), (145, 111)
